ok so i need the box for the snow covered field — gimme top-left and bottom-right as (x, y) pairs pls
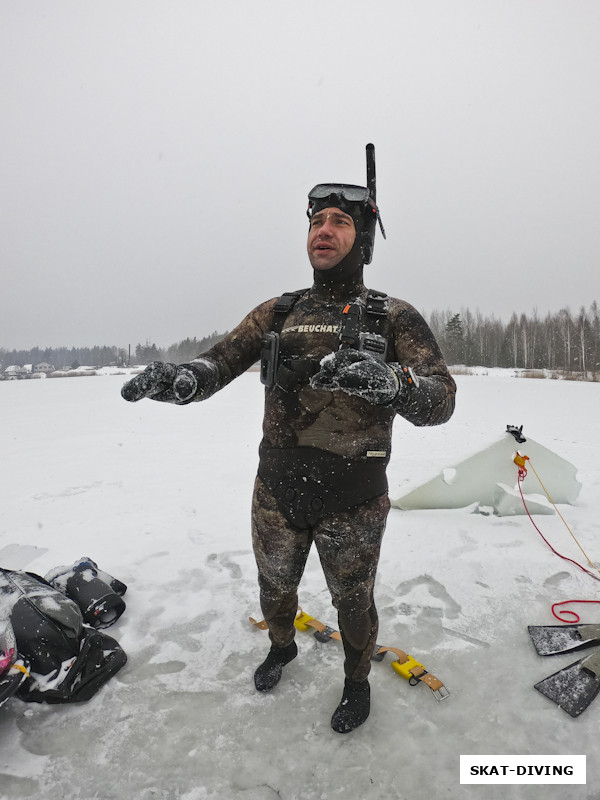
(1, 371), (599, 800)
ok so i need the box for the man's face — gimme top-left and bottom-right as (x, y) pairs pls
(307, 207), (356, 270)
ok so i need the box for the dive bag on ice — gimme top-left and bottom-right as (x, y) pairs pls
(45, 556), (127, 628)
(0, 565), (127, 705)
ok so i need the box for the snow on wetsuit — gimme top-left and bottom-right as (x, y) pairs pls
(191, 270), (456, 681)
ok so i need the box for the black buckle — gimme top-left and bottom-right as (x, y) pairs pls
(273, 292), (302, 315)
(365, 291), (388, 316)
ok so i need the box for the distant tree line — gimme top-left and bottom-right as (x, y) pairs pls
(2, 303), (599, 379)
(133, 332), (226, 366)
(427, 302), (600, 378)
(0, 331), (226, 371)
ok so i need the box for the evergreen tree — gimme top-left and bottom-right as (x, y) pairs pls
(444, 313), (464, 365)
(135, 342), (163, 365)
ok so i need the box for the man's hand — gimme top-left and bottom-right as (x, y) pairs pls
(310, 349), (416, 405)
(121, 361), (200, 404)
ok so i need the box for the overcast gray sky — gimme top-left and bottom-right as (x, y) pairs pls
(2, 0), (599, 350)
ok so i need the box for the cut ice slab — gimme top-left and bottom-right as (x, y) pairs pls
(391, 432), (581, 512)
(493, 483), (554, 517)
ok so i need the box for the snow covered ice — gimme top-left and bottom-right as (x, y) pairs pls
(1, 370), (599, 799)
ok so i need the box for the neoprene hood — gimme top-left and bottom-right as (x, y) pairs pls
(307, 144), (385, 269)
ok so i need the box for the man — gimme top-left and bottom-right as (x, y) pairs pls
(121, 145), (456, 733)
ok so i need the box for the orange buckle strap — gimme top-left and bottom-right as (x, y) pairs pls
(376, 646), (449, 700)
(249, 616), (268, 631)
(294, 607), (342, 641)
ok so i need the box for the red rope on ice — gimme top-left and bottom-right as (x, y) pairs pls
(516, 466), (600, 584)
(551, 600), (600, 623)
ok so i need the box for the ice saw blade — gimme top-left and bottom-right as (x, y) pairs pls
(534, 648), (600, 717)
(528, 624), (600, 656)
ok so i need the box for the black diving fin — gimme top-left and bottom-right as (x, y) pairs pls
(528, 623), (600, 656)
(533, 647), (600, 717)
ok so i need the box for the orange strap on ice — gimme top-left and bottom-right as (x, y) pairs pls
(249, 616), (268, 630)
(301, 615), (342, 642)
(376, 646), (446, 692)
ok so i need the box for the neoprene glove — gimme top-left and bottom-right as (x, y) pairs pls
(121, 360), (218, 404)
(310, 349), (414, 405)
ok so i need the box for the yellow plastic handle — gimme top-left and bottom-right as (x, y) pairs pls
(294, 611), (315, 632)
(391, 653), (424, 681)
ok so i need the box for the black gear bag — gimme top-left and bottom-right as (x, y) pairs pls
(0, 565), (127, 706)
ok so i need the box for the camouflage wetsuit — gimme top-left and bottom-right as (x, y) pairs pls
(196, 271), (455, 682)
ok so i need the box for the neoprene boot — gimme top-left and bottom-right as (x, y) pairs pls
(254, 641), (298, 691)
(331, 678), (370, 733)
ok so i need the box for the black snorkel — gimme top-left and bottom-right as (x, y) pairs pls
(363, 142), (386, 264)
(366, 142), (376, 201)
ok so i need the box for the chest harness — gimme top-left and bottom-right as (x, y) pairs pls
(258, 289), (392, 529)
(259, 288), (390, 391)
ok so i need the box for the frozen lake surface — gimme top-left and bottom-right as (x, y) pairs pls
(1, 371), (599, 799)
